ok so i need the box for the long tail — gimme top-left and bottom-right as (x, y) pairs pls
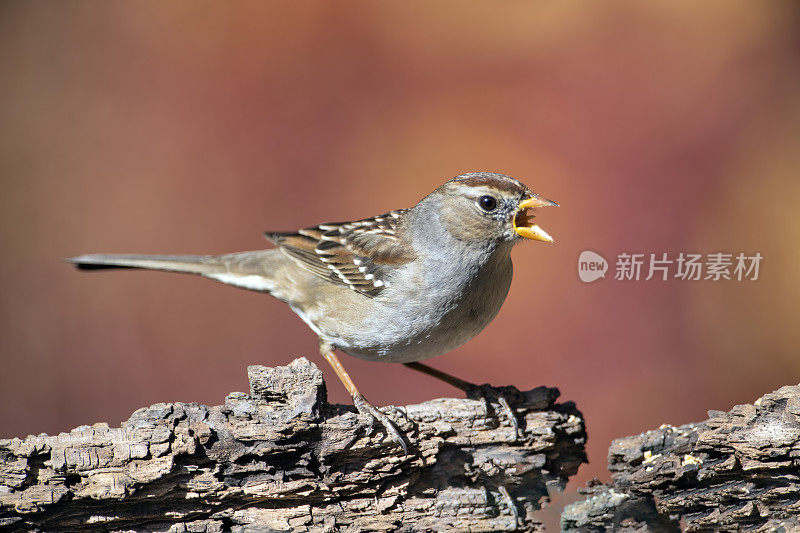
(67, 251), (279, 293)
(67, 254), (219, 273)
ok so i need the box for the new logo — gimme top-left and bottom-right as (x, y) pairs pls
(578, 250), (608, 283)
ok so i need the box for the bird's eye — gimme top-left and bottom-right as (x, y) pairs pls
(478, 195), (498, 212)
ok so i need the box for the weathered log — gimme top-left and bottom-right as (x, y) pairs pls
(562, 384), (800, 532)
(0, 358), (586, 532)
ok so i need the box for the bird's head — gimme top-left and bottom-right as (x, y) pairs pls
(428, 172), (558, 246)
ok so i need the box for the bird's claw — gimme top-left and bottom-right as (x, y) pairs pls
(465, 384), (522, 439)
(496, 394), (521, 438)
(381, 405), (410, 422)
(352, 394), (409, 455)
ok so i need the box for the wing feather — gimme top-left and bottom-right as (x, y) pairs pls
(265, 209), (413, 295)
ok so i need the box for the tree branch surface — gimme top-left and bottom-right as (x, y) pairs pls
(562, 384), (800, 532)
(1, 358), (586, 532)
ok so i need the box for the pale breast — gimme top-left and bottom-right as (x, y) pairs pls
(308, 245), (515, 363)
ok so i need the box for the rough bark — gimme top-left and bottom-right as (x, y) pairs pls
(562, 384), (800, 532)
(0, 358), (586, 532)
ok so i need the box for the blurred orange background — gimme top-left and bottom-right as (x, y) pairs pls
(2, 0), (800, 500)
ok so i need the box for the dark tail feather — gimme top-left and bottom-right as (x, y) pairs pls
(72, 262), (136, 270)
(66, 254), (220, 275)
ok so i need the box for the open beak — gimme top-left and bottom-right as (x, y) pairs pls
(514, 194), (558, 243)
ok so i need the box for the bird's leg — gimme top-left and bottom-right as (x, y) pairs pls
(402, 361), (475, 390)
(403, 361), (521, 438)
(319, 342), (408, 455)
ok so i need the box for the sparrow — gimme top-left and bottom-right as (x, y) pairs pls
(68, 172), (558, 454)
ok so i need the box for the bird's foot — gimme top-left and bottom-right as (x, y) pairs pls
(464, 384), (522, 439)
(381, 404), (410, 423)
(352, 393), (409, 455)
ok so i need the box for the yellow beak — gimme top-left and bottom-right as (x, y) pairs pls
(514, 195), (558, 243)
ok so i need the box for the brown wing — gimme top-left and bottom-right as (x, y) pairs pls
(265, 210), (414, 296)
